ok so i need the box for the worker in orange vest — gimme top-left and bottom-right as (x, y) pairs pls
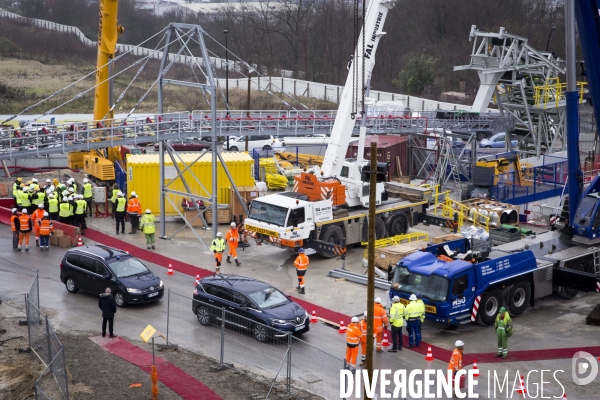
(345, 317), (362, 369)
(359, 311), (368, 366)
(31, 204), (45, 247)
(225, 222), (241, 266)
(448, 340), (465, 389)
(127, 191), (141, 234)
(37, 212), (54, 250)
(10, 208), (20, 250)
(373, 297), (389, 353)
(17, 208), (32, 252)
(294, 248), (309, 294)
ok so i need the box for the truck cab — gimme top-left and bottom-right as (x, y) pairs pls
(572, 176), (600, 242)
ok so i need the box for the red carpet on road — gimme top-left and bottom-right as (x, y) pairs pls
(90, 336), (222, 400)
(86, 228), (600, 365)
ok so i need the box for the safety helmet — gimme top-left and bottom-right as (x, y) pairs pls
(131, 191), (137, 197)
(48, 194), (54, 199)
(29, 185), (35, 190)
(20, 183), (24, 188)
(68, 178), (74, 183)
(351, 317), (359, 323)
(409, 294), (417, 301)
(32, 178), (38, 183)
(298, 248), (304, 253)
(83, 178), (88, 183)
(68, 187), (74, 193)
(22, 187), (28, 192)
(16, 177), (22, 182)
(43, 212), (48, 217)
(38, 204), (44, 208)
(364, 311), (367, 317)
(231, 222), (236, 227)
(146, 209), (151, 214)
(22, 208), (28, 213)
(117, 191), (124, 197)
(392, 296), (400, 303)
(46, 179), (51, 183)
(499, 307), (506, 313)
(374, 297), (381, 304)
(12, 208), (17, 213)
(68, 196), (73, 201)
(217, 232), (223, 237)
(455, 340), (464, 347)
(62, 196), (68, 202)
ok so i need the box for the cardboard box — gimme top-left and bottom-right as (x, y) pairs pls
(184, 209), (205, 228)
(230, 186), (258, 221)
(50, 235), (59, 246)
(432, 234), (464, 244)
(374, 240), (428, 268)
(58, 235), (72, 248)
(54, 230), (64, 237)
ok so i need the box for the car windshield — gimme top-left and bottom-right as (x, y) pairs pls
(247, 286), (290, 309)
(248, 201), (289, 226)
(392, 266), (449, 302)
(574, 195), (599, 224)
(108, 256), (150, 278)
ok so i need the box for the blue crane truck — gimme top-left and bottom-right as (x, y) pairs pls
(387, 231), (600, 326)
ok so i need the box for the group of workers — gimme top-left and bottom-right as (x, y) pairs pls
(10, 207), (54, 251)
(210, 221), (243, 274)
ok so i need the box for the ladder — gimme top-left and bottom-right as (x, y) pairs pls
(590, 247), (600, 276)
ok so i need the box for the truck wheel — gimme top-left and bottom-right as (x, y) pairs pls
(361, 217), (387, 241)
(387, 213), (409, 237)
(476, 290), (503, 326)
(318, 225), (344, 258)
(508, 281), (531, 316)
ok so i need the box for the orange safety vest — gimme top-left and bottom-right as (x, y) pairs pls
(294, 253), (309, 270)
(32, 209), (45, 229)
(226, 228), (239, 246)
(38, 219), (54, 236)
(359, 319), (367, 340)
(448, 348), (463, 372)
(373, 303), (389, 330)
(346, 324), (361, 345)
(127, 198), (141, 214)
(18, 214), (31, 232)
(11, 214), (18, 231)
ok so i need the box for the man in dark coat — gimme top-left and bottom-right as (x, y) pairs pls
(98, 287), (117, 338)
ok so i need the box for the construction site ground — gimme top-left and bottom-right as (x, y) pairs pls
(1, 212), (600, 399)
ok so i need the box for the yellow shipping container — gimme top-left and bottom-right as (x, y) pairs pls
(126, 152), (255, 217)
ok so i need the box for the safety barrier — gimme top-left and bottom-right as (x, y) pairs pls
(434, 197), (491, 232)
(362, 231), (431, 262)
(533, 77), (588, 109)
(0, 205), (80, 246)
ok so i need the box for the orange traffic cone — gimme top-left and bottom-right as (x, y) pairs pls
(196, 274), (200, 281)
(516, 376), (527, 394)
(310, 310), (318, 323)
(424, 345), (434, 361)
(472, 359), (480, 377)
(77, 236), (83, 246)
(338, 320), (346, 333)
(126, 249), (129, 254)
(382, 333), (390, 348)
(167, 264), (174, 275)
(562, 394), (566, 400)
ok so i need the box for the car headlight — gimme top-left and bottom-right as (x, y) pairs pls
(127, 288), (142, 294)
(159, 280), (164, 288)
(271, 319), (290, 325)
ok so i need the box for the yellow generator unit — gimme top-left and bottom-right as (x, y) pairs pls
(67, 151), (86, 170)
(84, 153), (115, 181)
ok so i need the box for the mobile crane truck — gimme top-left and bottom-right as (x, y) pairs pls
(388, 0), (600, 325)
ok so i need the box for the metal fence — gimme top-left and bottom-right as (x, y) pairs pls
(165, 289), (358, 399)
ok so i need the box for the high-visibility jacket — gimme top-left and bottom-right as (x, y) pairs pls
(38, 219), (54, 236)
(18, 214), (31, 232)
(48, 198), (59, 213)
(405, 301), (422, 321)
(359, 319), (367, 340)
(140, 213), (156, 234)
(15, 189), (22, 205)
(111, 189), (119, 202)
(75, 199), (87, 214)
(211, 238), (226, 253)
(20, 191), (31, 207)
(373, 303), (389, 330)
(226, 228), (239, 246)
(11, 214), (19, 231)
(12, 182), (19, 197)
(31, 191), (45, 206)
(83, 183), (93, 199)
(346, 323), (361, 346)
(72, 183), (78, 194)
(416, 299), (426, 322)
(32, 209), (45, 228)
(294, 253), (309, 270)
(116, 197), (127, 212)
(495, 313), (513, 331)
(448, 348), (463, 372)
(389, 302), (406, 328)
(59, 202), (71, 218)
(127, 197), (141, 214)
(68, 202), (75, 216)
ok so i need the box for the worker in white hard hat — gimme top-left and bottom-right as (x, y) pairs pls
(373, 297), (389, 353)
(139, 209), (156, 250)
(210, 232), (226, 274)
(388, 295), (406, 352)
(406, 293), (422, 348)
(31, 178), (39, 192)
(359, 311), (368, 366)
(449, 340), (465, 389)
(345, 317), (361, 369)
(225, 221), (241, 266)
(10, 207), (20, 250)
(82, 178), (93, 217)
(47, 192), (58, 220)
(114, 191), (127, 234)
(127, 191), (141, 234)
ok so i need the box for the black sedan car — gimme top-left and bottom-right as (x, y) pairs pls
(60, 245), (164, 307)
(153, 139), (210, 151)
(193, 275), (309, 342)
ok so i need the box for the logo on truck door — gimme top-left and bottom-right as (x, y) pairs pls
(452, 297), (466, 307)
(244, 224), (279, 238)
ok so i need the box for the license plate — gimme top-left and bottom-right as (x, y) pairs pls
(148, 292), (159, 298)
(295, 325), (304, 331)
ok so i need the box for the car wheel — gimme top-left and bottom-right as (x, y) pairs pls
(253, 323), (270, 343)
(318, 224), (344, 258)
(113, 291), (127, 308)
(484, 145), (492, 148)
(508, 281), (531, 316)
(476, 290), (503, 326)
(196, 306), (211, 326)
(65, 277), (78, 293)
(229, 146), (239, 151)
(386, 212), (409, 237)
(361, 217), (387, 241)
(262, 145), (272, 151)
